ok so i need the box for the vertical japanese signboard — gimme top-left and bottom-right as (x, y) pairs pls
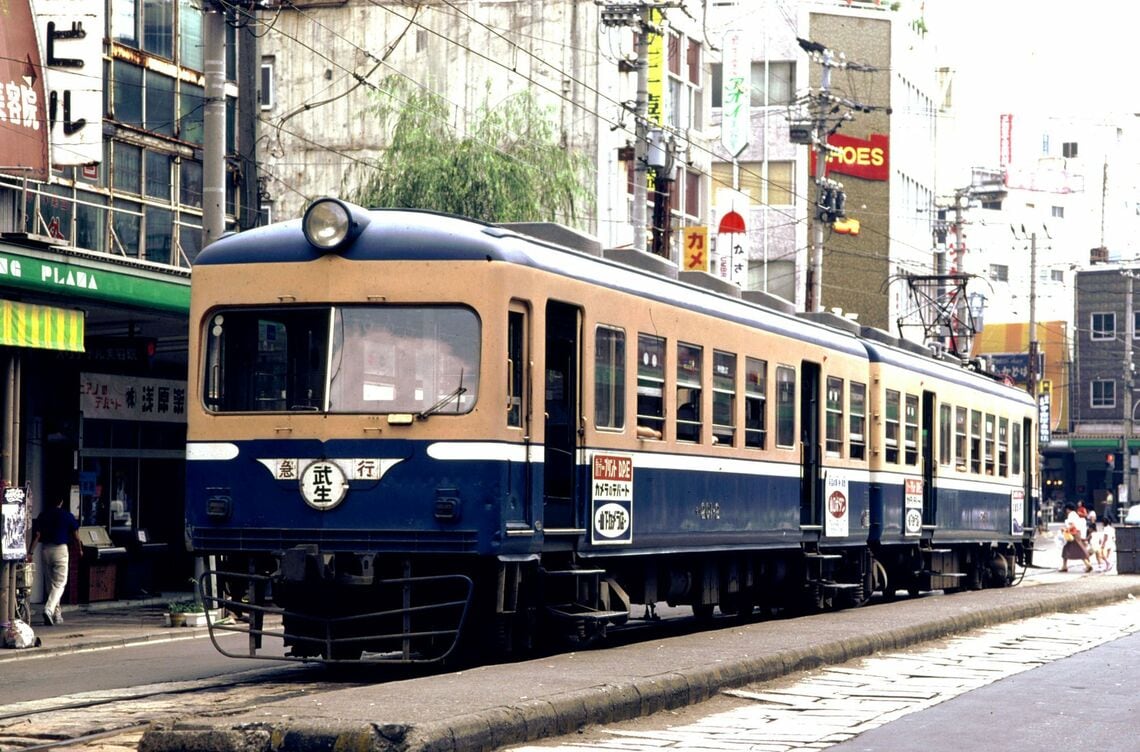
(720, 29), (750, 157)
(0, 0), (49, 180)
(682, 226), (708, 272)
(38, 0), (104, 165)
(591, 453), (633, 545)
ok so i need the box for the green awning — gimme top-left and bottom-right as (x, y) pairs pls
(0, 300), (84, 352)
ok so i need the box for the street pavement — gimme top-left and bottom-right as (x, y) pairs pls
(4, 530), (1139, 752)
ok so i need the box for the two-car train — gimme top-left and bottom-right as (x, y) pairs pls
(186, 197), (1038, 663)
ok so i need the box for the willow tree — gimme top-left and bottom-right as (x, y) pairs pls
(350, 78), (592, 224)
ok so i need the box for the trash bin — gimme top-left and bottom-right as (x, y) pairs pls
(1116, 525), (1140, 573)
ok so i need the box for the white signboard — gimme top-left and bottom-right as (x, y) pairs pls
(591, 453), (633, 545)
(1010, 488), (1025, 535)
(719, 29), (750, 157)
(824, 470), (850, 538)
(38, 1), (103, 165)
(904, 478), (923, 536)
(79, 372), (187, 423)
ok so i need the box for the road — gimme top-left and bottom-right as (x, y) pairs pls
(505, 598), (1140, 751)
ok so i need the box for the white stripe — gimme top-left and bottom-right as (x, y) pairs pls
(426, 442), (542, 463)
(186, 442), (239, 461)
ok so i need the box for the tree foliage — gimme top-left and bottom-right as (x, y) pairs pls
(350, 78), (593, 225)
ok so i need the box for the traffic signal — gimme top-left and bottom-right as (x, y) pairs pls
(1107, 453), (1115, 469)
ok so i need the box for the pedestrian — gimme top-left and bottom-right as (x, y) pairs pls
(1059, 503), (1093, 573)
(28, 494), (82, 626)
(1085, 510), (1098, 545)
(1094, 517), (1116, 572)
(1076, 500), (1088, 519)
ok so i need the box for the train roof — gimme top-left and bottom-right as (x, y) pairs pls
(198, 207), (870, 358)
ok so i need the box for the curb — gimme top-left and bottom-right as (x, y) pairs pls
(140, 582), (1140, 752)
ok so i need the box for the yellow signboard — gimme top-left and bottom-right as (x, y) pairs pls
(682, 227), (709, 271)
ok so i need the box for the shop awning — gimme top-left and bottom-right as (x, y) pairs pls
(0, 300), (84, 352)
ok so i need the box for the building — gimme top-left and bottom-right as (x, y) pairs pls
(0, 0), (257, 604)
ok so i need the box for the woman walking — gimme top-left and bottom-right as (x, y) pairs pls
(1059, 503), (1093, 573)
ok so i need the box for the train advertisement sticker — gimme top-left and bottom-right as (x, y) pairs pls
(591, 453), (633, 545)
(1010, 488), (1025, 535)
(904, 478), (924, 536)
(824, 471), (850, 538)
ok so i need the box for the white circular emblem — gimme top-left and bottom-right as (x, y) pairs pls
(299, 460), (349, 510)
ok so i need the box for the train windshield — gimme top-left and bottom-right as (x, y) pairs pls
(204, 306), (480, 415)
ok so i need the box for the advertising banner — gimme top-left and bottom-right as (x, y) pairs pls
(0, 0), (50, 180)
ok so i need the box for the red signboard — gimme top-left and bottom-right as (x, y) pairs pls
(0, 0), (49, 180)
(809, 133), (889, 182)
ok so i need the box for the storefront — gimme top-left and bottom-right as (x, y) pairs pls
(0, 237), (191, 606)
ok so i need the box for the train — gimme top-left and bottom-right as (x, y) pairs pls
(185, 197), (1039, 663)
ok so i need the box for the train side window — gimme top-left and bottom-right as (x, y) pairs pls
(712, 350), (736, 446)
(998, 417), (1009, 476)
(904, 393), (918, 465)
(594, 325), (625, 431)
(825, 376), (843, 457)
(636, 333), (665, 439)
(955, 406), (968, 471)
(775, 365), (795, 448)
(970, 410), (982, 474)
(507, 309), (525, 428)
(884, 389), (900, 464)
(676, 342), (703, 442)
(744, 357), (767, 449)
(984, 413), (996, 475)
(1012, 421), (1022, 475)
(939, 403), (951, 466)
(848, 381), (866, 460)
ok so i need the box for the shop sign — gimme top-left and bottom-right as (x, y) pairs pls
(0, 0), (50, 179)
(810, 133), (890, 181)
(0, 246), (189, 312)
(38, 0), (103, 165)
(79, 372), (187, 423)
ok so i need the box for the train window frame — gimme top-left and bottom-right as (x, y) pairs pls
(825, 376), (843, 458)
(1012, 421), (1022, 475)
(676, 342), (703, 443)
(939, 403), (951, 466)
(202, 305), (480, 416)
(636, 333), (666, 440)
(712, 350), (736, 447)
(848, 381), (866, 460)
(955, 406), (968, 471)
(904, 393), (918, 466)
(775, 365), (795, 449)
(884, 389), (900, 464)
(594, 324), (626, 432)
(998, 416), (1009, 476)
(970, 410), (982, 474)
(507, 305), (528, 429)
(744, 357), (767, 449)
(984, 413), (996, 475)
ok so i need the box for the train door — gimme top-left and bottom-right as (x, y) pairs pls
(922, 391), (936, 530)
(543, 301), (581, 531)
(800, 361), (822, 527)
(507, 303), (532, 526)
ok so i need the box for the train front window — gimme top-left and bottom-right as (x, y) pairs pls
(204, 306), (480, 414)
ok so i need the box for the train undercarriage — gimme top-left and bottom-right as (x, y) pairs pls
(198, 540), (1027, 664)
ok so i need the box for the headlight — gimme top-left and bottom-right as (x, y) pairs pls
(302, 197), (370, 252)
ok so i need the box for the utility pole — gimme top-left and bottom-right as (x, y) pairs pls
(1124, 270), (1134, 506)
(601, 2), (673, 255)
(806, 46), (833, 313)
(203, 1), (227, 246)
(1027, 231), (1038, 400)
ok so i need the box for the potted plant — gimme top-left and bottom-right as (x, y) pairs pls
(182, 601), (210, 628)
(163, 601), (192, 627)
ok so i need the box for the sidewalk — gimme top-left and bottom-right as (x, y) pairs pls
(0, 592), (202, 661)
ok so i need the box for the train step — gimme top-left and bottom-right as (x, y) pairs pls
(545, 603), (630, 623)
(542, 568), (607, 577)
